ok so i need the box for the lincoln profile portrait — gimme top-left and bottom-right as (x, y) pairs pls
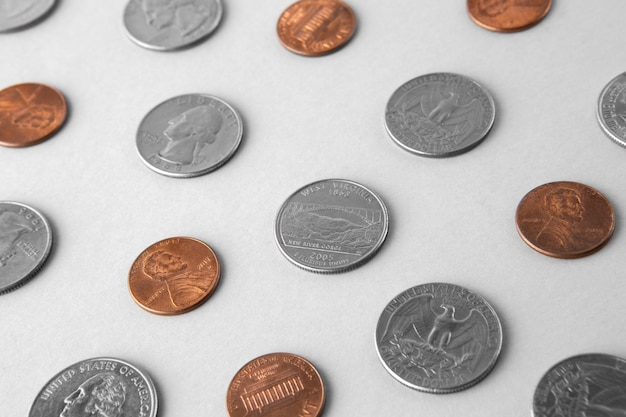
(141, 0), (211, 36)
(59, 373), (127, 417)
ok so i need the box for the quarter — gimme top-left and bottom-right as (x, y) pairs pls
(274, 179), (389, 273)
(0, 0), (56, 32)
(597, 72), (626, 149)
(467, 0), (552, 33)
(375, 283), (503, 393)
(384, 73), (496, 157)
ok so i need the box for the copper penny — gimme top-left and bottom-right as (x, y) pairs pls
(226, 352), (325, 417)
(128, 237), (220, 315)
(277, 0), (356, 56)
(467, 0), (552, 33)
(0, 83), (67, 147)
(515, 182), (615, 259)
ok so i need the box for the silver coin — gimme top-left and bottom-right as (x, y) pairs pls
(0, 201), (52, 294)
(533, 353), (626, 416)
(136, 94), (243, 178)
(375, 283), (503, 393)
(29, 357), (158, 417)
(0, 0), (55, 32)
(274, 179), (389, 273)
(123, 0), (223, 51)
(597, 72), (626, 148)
(384, 72), (496, 157)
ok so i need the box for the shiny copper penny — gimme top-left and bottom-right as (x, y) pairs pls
(129, 237), (220, 315)
(467, 0), (551, 33)
(0, 83), (67, 147)
(226, 352), (325, 417)
(277, 0), (356, 56)
(515, 182), (615, 259)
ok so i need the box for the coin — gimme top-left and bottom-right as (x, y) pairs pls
(0, 0), (56, 32)
(0, 83), (67, 147)
(277, 0), (356, 56)
(515, 181), (615, 259)
(29, 357), (158, 417)
(274, 179), (389, 273)
(136, 94), (243, 178)
(384, 73), (496, 157)
(226, 352), (325, 417)
(532, 353), (626, 417)
(375, 283), (503, 393)
(0, 202), (53, 295)
(123, 0), (223, 51)
(129, 236), (220, 315)
(597, 72), (626, 149)
(467, 0), (552, 33)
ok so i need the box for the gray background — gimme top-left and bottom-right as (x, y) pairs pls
(2, 0), (625, 415)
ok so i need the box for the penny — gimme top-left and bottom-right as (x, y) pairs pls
(532, 353), (626, 416)
(0, 202), (53, 295)
(597, 72), (626, 149)
(0, 83), (67, 147)
(467, 0), (551, 33)
(277, 0), (356, 56)
(515, 181), (615, 259)
(0, 0), (56, 32)
(123, 0), (223, 51)
(384, 73), (496, 157)
(129, 236), (220, 315)
(226, 352), (325, 417)
(29, 357), (158, 417)
(274, 179), (389, 273)
(136, 94), (243, 178)
(375, 283), (503, 394)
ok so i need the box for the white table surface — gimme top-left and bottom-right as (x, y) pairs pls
(2, 0), (626, 416)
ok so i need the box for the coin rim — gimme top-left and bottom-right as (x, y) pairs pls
(0, 0), (56, 33)
(274, 178), (389, 274)
(466, 0), (552, 33)
(597, 72), (626, 149)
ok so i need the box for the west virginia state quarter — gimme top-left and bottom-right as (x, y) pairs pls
(29, 357), (158, 417)
(0, 0), (56, 32)
(275, 179), (389, 273)
(385, 73), (495, 157)
(598, 72), (626, 149)
(136, 94), (243, 178)
(375, 283), (503, 393)
(123, 0), (223, 51)
(532, 353), (626, 416)
(0, 202), (52, 294)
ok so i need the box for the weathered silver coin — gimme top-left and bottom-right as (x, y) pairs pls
(136, 94), (243, 178)
(0, 201), (52, 294)
(29, 357), (158, 417)
(385, 72), (496, 157)
(597, 72), (626, 149)
(375, 283), (503, 393)
(0, 0), (55, 32)
(533, 353), (626, 416)
(123, 0), (223, 51)
(275, 179), (389, 273)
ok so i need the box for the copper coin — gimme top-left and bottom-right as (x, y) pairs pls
(515, 182), (615, 259)
(226, 352), (325, 417)
(0, 83), (67, 147)
(277, 0), (356, 56)
(467, 0), (552, 33)
(128, 237), (220, 315)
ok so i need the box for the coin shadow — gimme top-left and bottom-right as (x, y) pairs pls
(1, 0), (61, 33)
(315, 363), (334, 413)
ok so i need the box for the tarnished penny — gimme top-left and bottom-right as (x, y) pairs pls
(516, 182), (615, 259)
(226, 352), (325, 417)
(0, 83), (67, 147)
(129, 237), (220, 315)
(277, 0), (356, 56)
(467, 0), (551, 33)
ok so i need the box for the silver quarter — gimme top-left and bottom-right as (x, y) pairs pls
(375, 283), (503, 393)
(385, 73), (496, 157)
(533, 353), (626, 416)
(29, 357), (158, 417)
(0, 201), (52, 294)
(597, 72), (626, 149)
(123, 0), (223, 51)
(275, 179), (389, 273)
(136, 94), (243, 178)
(0, 0), (55, 32)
